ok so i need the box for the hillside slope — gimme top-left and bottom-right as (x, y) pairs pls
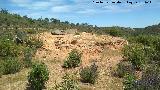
(34, 32), (127, 89)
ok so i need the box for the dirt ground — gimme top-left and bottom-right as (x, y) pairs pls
(0, 32), (127, 90)
(35, 32), (127, 66)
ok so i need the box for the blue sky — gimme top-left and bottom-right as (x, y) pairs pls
(0, 0), (160, 28)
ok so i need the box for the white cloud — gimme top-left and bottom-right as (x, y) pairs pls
(51, 5), (72, 13)
(10, 0), (52, 10)
(10, 0), (160, 14)
(77, 9), (97, 14)
(32, 2), (52, 8)
(11, 0), (31, 4)
(31, 1), (52, 10)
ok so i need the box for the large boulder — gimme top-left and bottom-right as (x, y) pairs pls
(51, 30), (65, 35)
(15, 36), (23, 44)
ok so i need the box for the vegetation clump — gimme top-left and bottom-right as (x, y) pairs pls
(80, 63), (98, 84)
(108, 29), (123, 37)
(123, 73), (136, 90)
(55, 73), (79, 90)
(23, 47), (33, 68)
(26, 37), (43, 49)
(134, 65), (160, 90)
(28, 63), (49, 90)
(116, 61), (134, 78)
(63, 49), (81, 68)
(0, 61), (4, 77)
(0, 37), (22, 57)
(3, 57), (21, 74)
(123, 44), (147, 70)
(122, 35), (160, 90)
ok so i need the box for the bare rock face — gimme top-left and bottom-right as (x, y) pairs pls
(51, 30), (65, 35)
(15, 36), (23, 44)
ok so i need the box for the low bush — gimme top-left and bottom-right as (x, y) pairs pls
(134, 35), (155, 46)
(0, 37), (21, 57)
(63, 49), (81, 68)
(0, 61), (4, 77)
(126, 35), (160, 66)
(123, 44), (147, 70)
(28, 63), (49, 90)
(151, 37), (160, 62)
(123, 73), (136, 90)
(116, 61), (134, 78)
(134, 65), (160, 90)
(107, 28), (123, 37)
(128, 35), (160, 47)
(55, 73), (79, 90)
(23, 47), (33, 68)
(26, 29), (37, 34)
(109, 30), (119, 36)
(26, 37), (43, 49)
(80, 63), (98, 84)
(3, 57), (21, 74)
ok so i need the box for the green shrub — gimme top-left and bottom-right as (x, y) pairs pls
(154, 37), (160, 52)
(3, 57), (21, 74)
(123, 44), (147, 70)
(128, 35), (160, 49)
(55, 73), (79, 90)
(152, 37), (160, 62)
(152, 51), (160, 63)
(0, 61), (4, 77)
(143, 46), (157, 63)
(26, 29), (37, 34)
(127, 35), (147, 45)
(134, 35), (154, 46)
(28, 63), (49, 90)
(0, 38), (21, 57)
(0, 32), (14, 40)
(26, 37), (43, 49)
(116, 61), (134, 78)
(134, 65), (160, 90)
(123, 73), (136, 90)
(63, 49), (81, 68)
(80, 63), (98, 84)
(23, 47), (33, 68)
(127, 35), (160, 64)
(108, 29), (123, 37)
(109, 29), (118, 36)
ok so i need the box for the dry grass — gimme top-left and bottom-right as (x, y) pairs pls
(0, 69), (29, 90)
(34, 48), (123, 90)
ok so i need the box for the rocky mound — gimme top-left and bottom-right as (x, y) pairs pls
(35, 32), (127, 66)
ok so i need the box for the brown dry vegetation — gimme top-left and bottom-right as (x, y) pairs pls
(0, 32), (127, 90)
